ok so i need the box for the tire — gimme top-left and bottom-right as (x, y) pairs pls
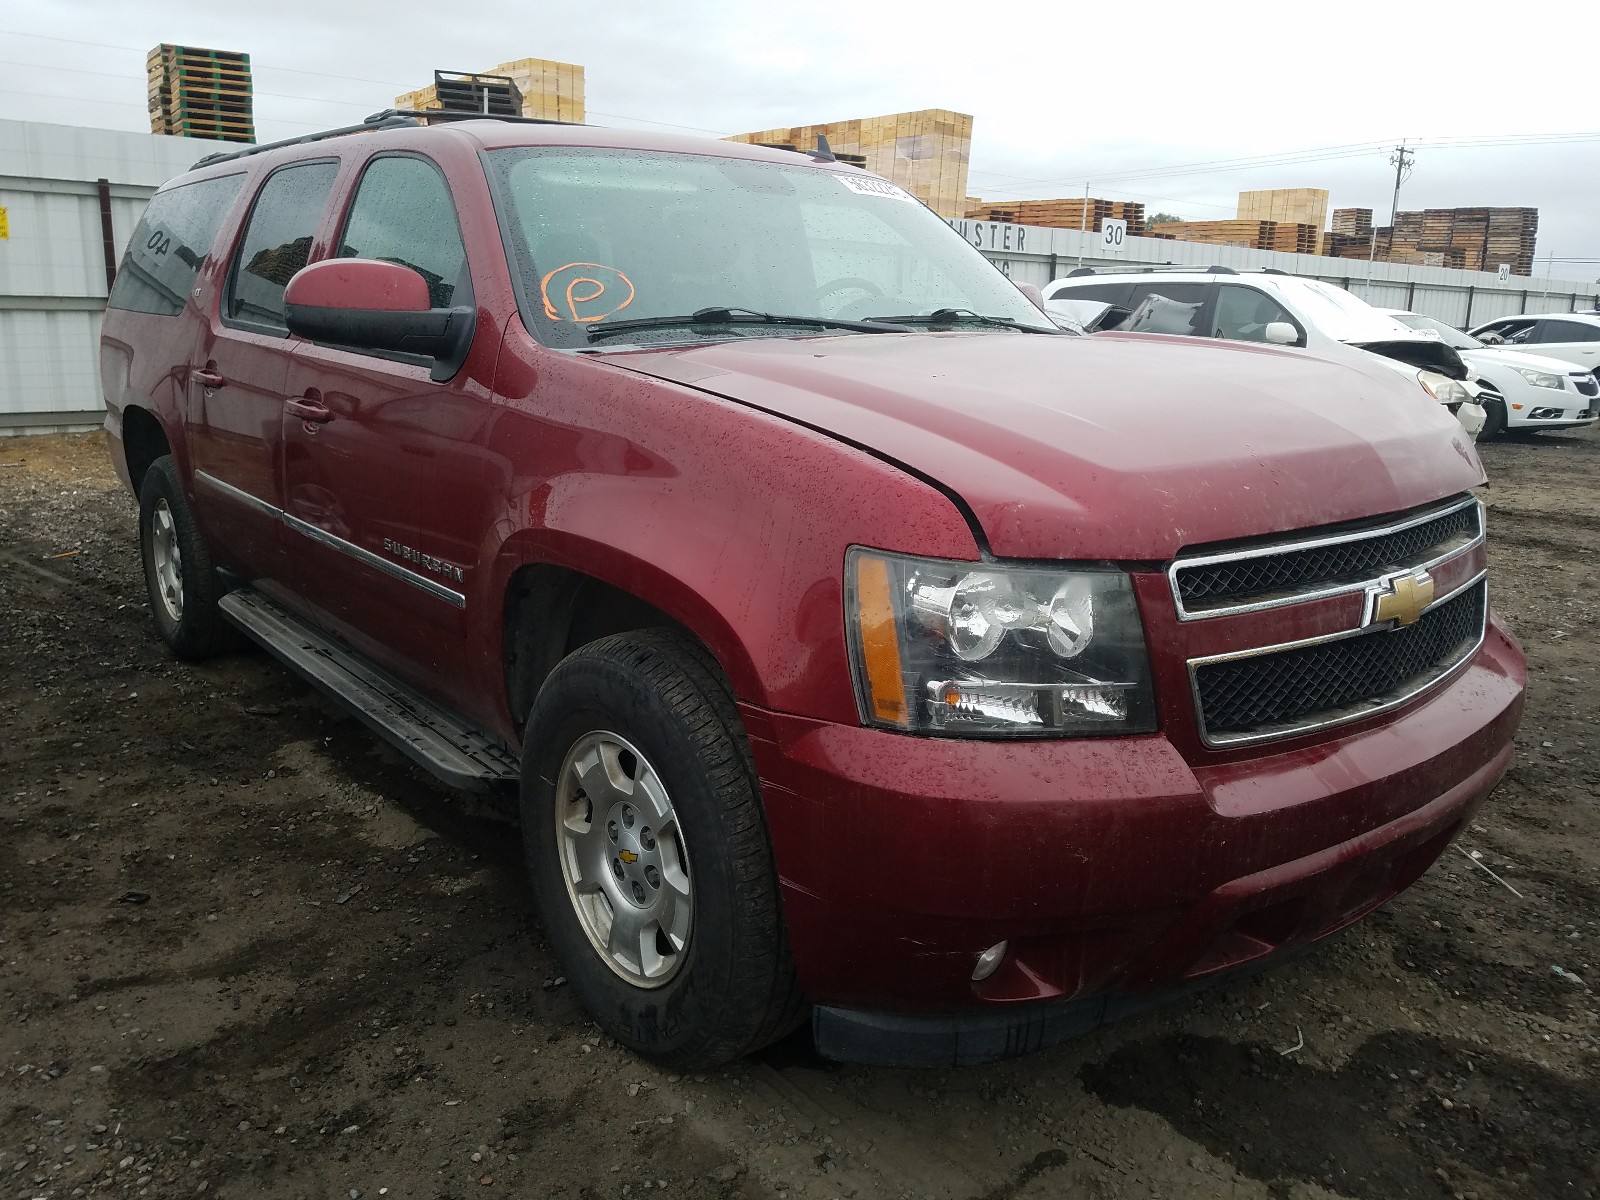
(1481, 399), (1507, 439)
(138, 455), (238, 661)
(521, 629), (805, 1067)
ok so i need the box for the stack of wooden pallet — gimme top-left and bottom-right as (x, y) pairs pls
(1360, 207), (1538, 275)
(147, 44), (254, 144)
(1486, 208), (1538, 275)
(1330, 208), (1373, 238)
(962, 198), (1147, 234)
(395, 58), (585, 123)
(1325, 234), (1376, 259)
(1150, 219), (1317, 253)
(726, 110), (973, 218)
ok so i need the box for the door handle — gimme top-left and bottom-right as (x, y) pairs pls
(192, 368), (225, 389)
(286, 397), (333, 424)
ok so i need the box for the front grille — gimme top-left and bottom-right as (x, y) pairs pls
(1574, 374), (1598, 398)
(1174, 499), (1480, 613)
(1195, 579), (1486, 743)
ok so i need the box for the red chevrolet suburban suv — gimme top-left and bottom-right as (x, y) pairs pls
(100, 111), (1526, 1068)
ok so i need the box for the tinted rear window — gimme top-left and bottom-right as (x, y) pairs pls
(107, 174), (244, 317)
(226, 160), (339, 332)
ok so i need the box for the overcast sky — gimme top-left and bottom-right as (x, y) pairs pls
(7, 0), (1598, 280)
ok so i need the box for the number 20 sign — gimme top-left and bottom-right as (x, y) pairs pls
(1101, 218), (1128, 253)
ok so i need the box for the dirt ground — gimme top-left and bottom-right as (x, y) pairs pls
(2, 428), (1596, 1200)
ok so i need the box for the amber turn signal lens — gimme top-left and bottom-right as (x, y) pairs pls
(854, 553), (910, 728)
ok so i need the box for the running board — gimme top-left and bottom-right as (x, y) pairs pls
(218, 589), (521, 793)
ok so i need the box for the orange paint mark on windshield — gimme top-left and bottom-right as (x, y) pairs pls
(540, 263), (636, 323)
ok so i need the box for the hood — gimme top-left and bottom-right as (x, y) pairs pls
(1461, 346), (1587, 377)
(602, 331), (1485, 561)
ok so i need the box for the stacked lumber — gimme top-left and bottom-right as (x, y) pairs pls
(1237, 189), (1327, 253)
(147, 44), (254, 144)
(962, 197), (1146, 235)
(1330, 208), (1373, 238)
(1150, 219), (1316, 253)
(396, 58), (585, 123)
(1360, 207), (1540, 275)
(1486, 208), (1538, 276)
(726, 110), (973, 218)
(1325, 233), (1376, 259)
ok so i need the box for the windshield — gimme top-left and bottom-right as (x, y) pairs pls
(1390, 311), (1483, 350)
(485, 147), (1049, 348)
(1284, 279), (1421, 344)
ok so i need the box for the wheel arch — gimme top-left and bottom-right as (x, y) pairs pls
(497, 535), (766, 732)
(121, 405), (175, 495)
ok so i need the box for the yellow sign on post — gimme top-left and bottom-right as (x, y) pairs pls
(0, 206), (9, 239)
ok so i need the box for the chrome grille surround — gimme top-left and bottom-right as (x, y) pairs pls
(1169, 494), (1483, 621)
(1189, 574), (1488, 748)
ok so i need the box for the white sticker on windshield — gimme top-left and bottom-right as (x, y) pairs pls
(835, 173), (919, 204)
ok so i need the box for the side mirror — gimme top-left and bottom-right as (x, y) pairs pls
(1477, 330), (1505, 345)
(1014, 281), (1046, 310)
(284, 258), (475, 383)
(1264, 321), (1300, 345)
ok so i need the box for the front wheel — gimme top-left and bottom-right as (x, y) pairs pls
(521, 630), (804, 1068)
(1481, 399), (1507, 439)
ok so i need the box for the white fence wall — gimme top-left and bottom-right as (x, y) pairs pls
(0, 119), (233, 434)
(951, 219), (1600, 328)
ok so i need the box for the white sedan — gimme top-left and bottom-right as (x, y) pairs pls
(1384, 310), (1599, 437)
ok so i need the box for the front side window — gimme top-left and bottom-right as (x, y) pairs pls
(338, 156), (470, 309)
(1212, 285), (1298, 343)
(107, 174), (244, 317)
(226, 160), (339, 332)
(1481, 319), (1536, 344)
(485, 147), (1049, 348)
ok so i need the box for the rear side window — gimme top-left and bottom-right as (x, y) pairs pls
(1123, 281), (1209, 335)
(107, 174), (244, 317)
(337, 156), (471, 309)
(1539, 319), (1600, 344)
(226, 161), (339, 332)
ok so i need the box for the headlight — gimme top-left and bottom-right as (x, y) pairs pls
(1514, 367), (1565, 390)
(845, 549), (1156, 738)
(1417, 370), (1469, 404)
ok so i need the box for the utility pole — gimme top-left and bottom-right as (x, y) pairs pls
(1370, 142), (1415, 263)
(1076, 181), (1091, 267)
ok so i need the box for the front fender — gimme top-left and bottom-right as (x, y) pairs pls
(481, 340), (979, 732)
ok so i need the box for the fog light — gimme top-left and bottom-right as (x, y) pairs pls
(1528, 407), (1561, 420)
(972, 940), (1009, 982)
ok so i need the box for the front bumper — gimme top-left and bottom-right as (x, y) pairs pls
(740, 620), (1524, 1058)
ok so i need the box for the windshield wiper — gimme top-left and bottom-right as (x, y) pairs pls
(587, 306), (909, 342)
(866, 307), (1060, 334)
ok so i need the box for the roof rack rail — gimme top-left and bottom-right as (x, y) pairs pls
(190, 107), (587, 170)
(1061, 264), (1237, 278)
(191, 112), (419, 169)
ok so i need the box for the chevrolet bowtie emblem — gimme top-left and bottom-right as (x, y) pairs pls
(1370, 570), (1435, 627)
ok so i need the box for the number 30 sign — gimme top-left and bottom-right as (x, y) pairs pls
(1101, 218), (1128, 253)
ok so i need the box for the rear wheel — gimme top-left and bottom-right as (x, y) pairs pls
(138, 456), (237, 660)
(521, 629), (804, 1067)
